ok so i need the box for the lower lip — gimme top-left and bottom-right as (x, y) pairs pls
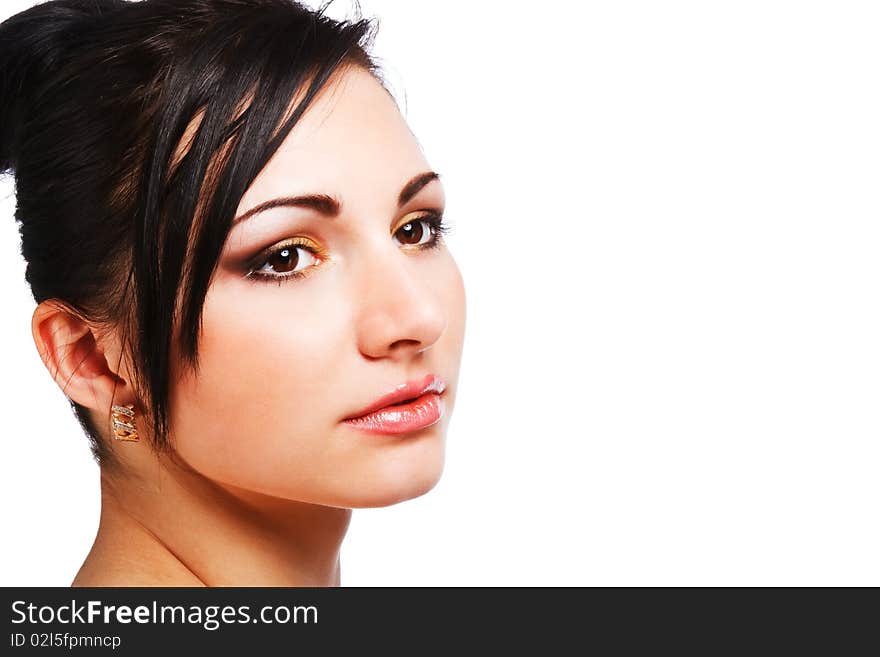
(343, 392), (445, 435)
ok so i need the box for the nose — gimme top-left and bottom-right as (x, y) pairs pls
(354, 248), (447, 361)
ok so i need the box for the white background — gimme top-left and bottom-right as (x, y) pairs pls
(1, 0), (878, 586)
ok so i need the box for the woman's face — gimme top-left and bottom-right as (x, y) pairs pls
(164, 65), (466, 508)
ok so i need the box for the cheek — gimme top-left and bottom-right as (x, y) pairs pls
(451, 259), (467, 338)
(167, 281), (352, 491)
(440, 254), (467, 370)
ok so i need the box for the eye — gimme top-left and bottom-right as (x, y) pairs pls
(394, 219), (432, 247)
(393, 212), (450, 248)
(245, 240), (321, 283)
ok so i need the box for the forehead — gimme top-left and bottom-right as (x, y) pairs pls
(236, 65), (431, 217)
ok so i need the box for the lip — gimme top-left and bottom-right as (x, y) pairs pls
(343, 374), (447, 435)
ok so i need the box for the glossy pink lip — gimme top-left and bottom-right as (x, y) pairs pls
(343, 374), (447, 435)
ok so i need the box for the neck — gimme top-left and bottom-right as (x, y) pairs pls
(73, 452), (351, 587)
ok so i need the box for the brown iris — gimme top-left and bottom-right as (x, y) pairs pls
(396, 220), (425, 245)
(267, 245), (299, 273)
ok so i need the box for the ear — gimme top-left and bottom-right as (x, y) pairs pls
(31, 300), (131, 413)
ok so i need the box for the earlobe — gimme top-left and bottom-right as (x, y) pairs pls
(30, 301), (127, 412)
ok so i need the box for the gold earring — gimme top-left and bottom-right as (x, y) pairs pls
(111, 404), (139, 442)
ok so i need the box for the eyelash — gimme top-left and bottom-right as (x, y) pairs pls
(243, 211), (452, 286)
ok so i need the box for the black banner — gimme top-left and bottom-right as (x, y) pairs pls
(0, 587), (874, 653)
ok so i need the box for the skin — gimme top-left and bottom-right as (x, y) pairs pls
(30, 64), (466, 586)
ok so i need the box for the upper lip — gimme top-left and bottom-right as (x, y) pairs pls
(343, 373), (446, 420)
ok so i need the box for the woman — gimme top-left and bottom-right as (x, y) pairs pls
(0, 0), (466, 586)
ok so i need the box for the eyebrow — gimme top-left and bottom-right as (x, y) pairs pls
(232, 170), (441, 226)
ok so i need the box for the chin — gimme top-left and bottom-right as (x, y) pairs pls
(347, 445), (446, 509)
